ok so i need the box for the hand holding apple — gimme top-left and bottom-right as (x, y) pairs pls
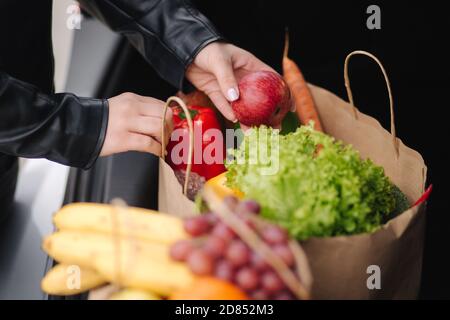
(186, 42), (293, 129)
(231, 71), (292, 127)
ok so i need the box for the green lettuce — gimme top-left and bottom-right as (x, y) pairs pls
(226, 125), (398, 240)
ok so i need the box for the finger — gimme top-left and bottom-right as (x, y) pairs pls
(208, 90), (237, 122)
(234, 50), (276, 74)
(164, 107), (174, 134)
(137, 100), (166, 118)
(127, 133), (162, 157)
(131, 116), (174, 145)
(121, 92), (165, 116)
(132, 93), (163, 105)
(211, 57), (240, 103)
(129, 117), (161, 140)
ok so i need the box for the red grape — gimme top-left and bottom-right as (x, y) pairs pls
(212, 223), (235, 242)
(240, 200), (261, 214)
(203, 236), (227, 259)
(261, 271), (284, 292)
(272, 244), (295, 267)
(204, 212), (219, 225)
(235, 267), (259, 291)
(169, 240), (193, 262)
(251, 289), (269, 300)
(215, 259), (235, 281)
(223, 195), (238, 210)
(186, 249), (214, 275)
(261, 225), (288, 245)
(234, 212), (255, 229)
(183, 216), (211, 236)
(226, 240), (250, 267)
(250, 252), (269, 271)
(235, 202), (249, 216)
(273, 290), (295, 300)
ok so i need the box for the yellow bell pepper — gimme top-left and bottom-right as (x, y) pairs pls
(205, 172), (244, 200)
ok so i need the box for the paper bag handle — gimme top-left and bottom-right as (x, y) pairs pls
(161, 96), (194, 195)
(344, 50), (399, 157)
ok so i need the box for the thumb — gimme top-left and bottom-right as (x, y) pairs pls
(212, 58), (240, 102)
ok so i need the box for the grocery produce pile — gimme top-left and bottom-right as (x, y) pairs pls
(41, 197), (311, 300)
(167, 49), (409, 242)
(226, 125), (410, 240)
(41, 203), (191, 298)
(41, 33), (419, 300)
(171, 192), (311, 300)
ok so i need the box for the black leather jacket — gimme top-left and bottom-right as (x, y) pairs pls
(0, 0), (222, 169)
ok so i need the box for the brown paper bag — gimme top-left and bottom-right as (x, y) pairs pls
(158, 97), (196, 217)
(158, 52), (428, 299)
(158, 158), (195, 217)
(301, 51), (427, 299)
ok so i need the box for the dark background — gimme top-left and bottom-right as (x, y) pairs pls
(97, 1), (449, 299)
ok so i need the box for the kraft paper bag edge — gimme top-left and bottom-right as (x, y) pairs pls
(303, 83), (427, 299)
(158, 158), (195, 217)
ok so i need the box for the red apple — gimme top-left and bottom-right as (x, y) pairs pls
(231, 71), (291, 127)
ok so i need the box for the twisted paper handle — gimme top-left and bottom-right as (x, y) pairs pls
(344, 50), (399, 157)
(161, 96), (194, 195)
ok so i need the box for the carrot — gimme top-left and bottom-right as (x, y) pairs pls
(282, 30), (323, 132)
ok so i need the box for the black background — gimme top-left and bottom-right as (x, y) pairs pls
(99, 1), (449, 299)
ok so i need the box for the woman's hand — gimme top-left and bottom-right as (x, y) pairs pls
(186, 42), (275, 122)
(100, 92), (173, 157)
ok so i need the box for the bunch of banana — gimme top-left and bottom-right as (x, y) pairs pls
(41, 203), (193, 299)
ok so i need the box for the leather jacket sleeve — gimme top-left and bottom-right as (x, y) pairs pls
(79, 0), (224, 90)
(0, 71), (108, 169)
(0, 1), (220, 170)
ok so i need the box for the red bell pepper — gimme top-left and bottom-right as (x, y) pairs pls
(166, 105), (226, 181)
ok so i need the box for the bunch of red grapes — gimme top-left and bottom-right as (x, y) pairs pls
(170, 197), (297, 300)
